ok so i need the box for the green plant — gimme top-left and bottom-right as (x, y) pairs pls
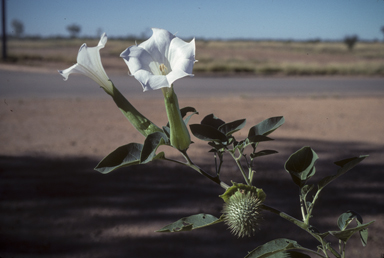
(60, 29), (374, 258)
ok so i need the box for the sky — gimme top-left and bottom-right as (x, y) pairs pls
(4, 0), (384, 41)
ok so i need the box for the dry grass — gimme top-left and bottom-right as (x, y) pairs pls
(2, 38), (384, 76)
(194, 40), (384, 75)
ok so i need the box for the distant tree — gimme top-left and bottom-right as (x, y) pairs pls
(66, 23), (81, 38)
(381, 26), (384, 42)
(96, 27), (103, 38)
(343, 35), (358, 51)
(11, 19), (24, 38)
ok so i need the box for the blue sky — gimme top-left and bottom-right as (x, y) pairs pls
(5, 0), (384, 40)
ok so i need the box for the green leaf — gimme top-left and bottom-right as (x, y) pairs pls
(180, 106), (199, 125)
(245, 238), (304, 258)
(317, 231), (330, 240)
(218, 119), (246, 136)
(337, 211), (371, 246)
(190, 124), (228, 143)
(201, 113), (225, 129)
(337, 210), (363, 231)
(180, 106), (198, 118)
(264, 251), (311, 258)
(95, 143), (143, 174)
(140, 132), (168, 163)
(284, 147), (318, 188)
(95, 141), (167, 174)
(165, 106), (198, 127)
(359, 227), (369, 247)
(162, 126), (170, 139)
(250, 150), (278, 159)
(156, 214), (224, 232)
(329, 221), (374, 243)
(248, 116), (285, 137)
(318, 155), (368, 190)
(248, 135), (274, 143)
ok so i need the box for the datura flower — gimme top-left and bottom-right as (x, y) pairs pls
(120, 28), (196, 91)
(58, 33), (162, 137)
(120, 28), (194, 150)
(59, 33), (113, 95)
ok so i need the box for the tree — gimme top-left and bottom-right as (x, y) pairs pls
(343, 35), (358, 51)
(11, 19), (24, 38)
(66, 23), (81, 38)
(381, 26), (384, 42)
(96, 27), (103, 38)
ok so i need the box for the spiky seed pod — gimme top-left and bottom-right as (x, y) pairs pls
(222, 190), (263, 238)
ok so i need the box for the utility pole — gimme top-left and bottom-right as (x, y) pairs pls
(2, 0), (7, 61)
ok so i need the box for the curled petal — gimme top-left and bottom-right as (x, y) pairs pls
(59, 33), (113, 95)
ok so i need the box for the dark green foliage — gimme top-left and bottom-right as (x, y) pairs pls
(156, 214), (224, 232)
(284, 147), (318, 188)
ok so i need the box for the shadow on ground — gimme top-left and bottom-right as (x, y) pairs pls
(0, 138), (383, 258)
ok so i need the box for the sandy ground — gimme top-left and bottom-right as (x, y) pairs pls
(0, 67), (383, 257)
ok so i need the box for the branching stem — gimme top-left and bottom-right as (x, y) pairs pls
(173, 151), (229, 189)
(262, 204), (340, 258)
(229, 150), (251, 185)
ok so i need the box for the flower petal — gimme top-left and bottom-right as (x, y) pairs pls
(166, 38), (196, 85)
(166, 69), (191, 86)
(139, 28), (174, 66)
(120, 45), (160, 76)
(58, 33), (113, 95)
(58, 63), (80, 81)
(168, 37), (196, 72)
(133, 70), (169, 91)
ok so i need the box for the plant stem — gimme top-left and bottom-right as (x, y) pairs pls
(111, 83), (162, 137)
(261, 204), (340, 258)
(300, 195), (307, 222)
(298, 247), (328, 258)
(176, 151), (229, 189)
(305, 189), (322, 225)
(341, 241), (346, 258)
(328, 245), (341, 258)
(215, 152), (224, 176)
(261, 204), (307, 229)
(249, 168), (255, 185)
(229, 151), (251, 186)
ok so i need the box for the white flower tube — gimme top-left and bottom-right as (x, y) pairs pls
(59, 33), (114, 95)
(58, 33), (162, 137)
